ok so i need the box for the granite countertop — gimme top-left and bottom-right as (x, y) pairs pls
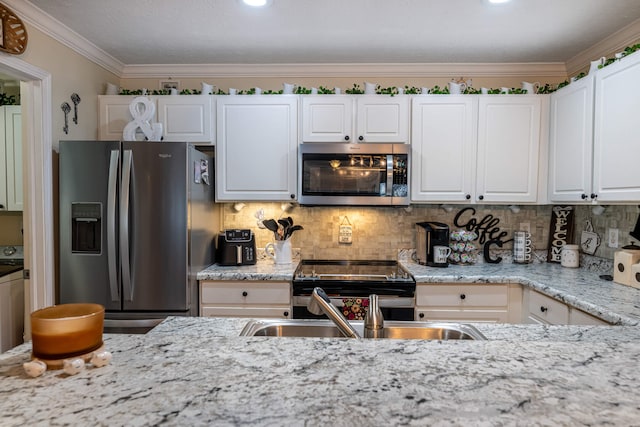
(2, 261), (640, 425)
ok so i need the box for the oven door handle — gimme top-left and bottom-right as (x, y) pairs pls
(293, 296), (414, 308)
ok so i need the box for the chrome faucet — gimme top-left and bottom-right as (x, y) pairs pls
(308, 287), (361, 338)
(307, 287), (385, 339)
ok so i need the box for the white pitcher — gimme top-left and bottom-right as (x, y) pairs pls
(201, 82), (214, 95)
(589, 57), (606, 75)
(364, 82), (377, 95)
(448, 81), (466, 94)
(521, 81), (540, 94)
(265, 240), (292, 264)
(283, 83), (295, 94)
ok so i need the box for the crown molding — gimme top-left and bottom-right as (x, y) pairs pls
(120, 62), (568, 79)
(5, 0), (124, 76)
(566, 17), (640, 76)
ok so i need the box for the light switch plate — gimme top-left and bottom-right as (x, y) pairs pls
(519, 222), (531, 233)
(607, 228), (619, 248)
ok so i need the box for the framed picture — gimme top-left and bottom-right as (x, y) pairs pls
(159, 80), (180, 91)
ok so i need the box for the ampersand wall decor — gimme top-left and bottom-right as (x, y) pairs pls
(123, 97), (163, 141)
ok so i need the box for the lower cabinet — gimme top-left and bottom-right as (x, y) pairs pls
(415, 283), (523, 323)
(199, 281), (292, 318)
(524, 289), (610, 325)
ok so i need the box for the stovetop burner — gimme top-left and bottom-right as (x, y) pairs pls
(294, 259), (413, 283)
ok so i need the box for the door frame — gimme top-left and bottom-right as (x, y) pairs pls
(0, 55), (54, 323)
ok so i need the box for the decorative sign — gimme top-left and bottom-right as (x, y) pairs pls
(338, 216), (353, 244)
(0, 3), (28, 55)
(547, 206), (575, 263)
(453, 207), (509, 245)
(123, 97), (163, 141)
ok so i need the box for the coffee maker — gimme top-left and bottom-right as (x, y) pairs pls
(415, 222), (450, 267)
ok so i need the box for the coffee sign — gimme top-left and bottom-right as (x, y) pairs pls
(547, 206), (575, 263)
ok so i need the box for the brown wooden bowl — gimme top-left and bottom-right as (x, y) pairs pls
(31, 303), (105, 360)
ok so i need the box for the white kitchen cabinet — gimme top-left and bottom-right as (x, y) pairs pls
(216, 96), (298, 201)
(199, 281), (291, 319)
(0, 106), (22, 211)
(548, 75), (596, 203)
(415, 283), (522, 323)
(592, 50), (640, 202)
(476, 95), (546, 203)
(156, 96), (213, 142)
(569, 307), (610, 325)
(301, 95), (410, 143)
(411, 96), (477, 202)
(98, 95), (214, 143)
(0, 271), (24, 352)
(524, 290), (569, 324)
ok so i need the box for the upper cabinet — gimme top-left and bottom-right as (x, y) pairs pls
(549, 50), (640, 203)
(548, 75), (595, 203)
(593, 51), (640, 202)
(98, 95), (214, 143)
(411, 96), (477, 202)
(301, 95), (410, 143)
(0, 106), (22, 211)
(476, 95), (546, 203)
(411, 95), (547, 204)
(216, 96), (298, 202)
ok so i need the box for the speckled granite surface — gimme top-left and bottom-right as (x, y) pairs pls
(2, 261), (640, 425)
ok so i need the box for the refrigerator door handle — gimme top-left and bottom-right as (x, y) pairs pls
(107, 149), (120, 302)
(120, 149), (134, 301)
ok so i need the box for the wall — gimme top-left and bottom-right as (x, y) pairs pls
(0, 212), (22, 244)
(221, 203), (639, 261)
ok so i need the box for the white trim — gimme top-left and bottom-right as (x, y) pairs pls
(121, 62), (569, 79)
(566, 17), (640, 76)
(0, 55), (53, 320)
(4, 0), (124, 76)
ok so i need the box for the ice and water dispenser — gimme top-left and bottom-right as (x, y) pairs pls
(71, 203), (102, 254)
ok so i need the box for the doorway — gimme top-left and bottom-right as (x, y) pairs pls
(0, 54), (53, 339)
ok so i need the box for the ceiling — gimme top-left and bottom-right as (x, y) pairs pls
(23, 0), (640, 66)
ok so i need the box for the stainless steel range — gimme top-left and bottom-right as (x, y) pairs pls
(292, 260), (416, 320)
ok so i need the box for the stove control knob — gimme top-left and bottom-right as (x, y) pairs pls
(390, 272), (396, 279)
(311, 270), (317, 278)
(3, 246), (16, 256)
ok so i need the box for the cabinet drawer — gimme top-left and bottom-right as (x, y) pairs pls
(528, 291), (569, 324)
(416, 284), (508, 308)
(201, 306), (291, 318)
(200, 281), (290, 305)
(416, 309), (509, 323)
(569, 308), (609, 325)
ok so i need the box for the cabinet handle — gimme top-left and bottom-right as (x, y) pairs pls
(478, 195), (484, 201)
(344, 135), (350, 141)
(283, 311), (289, 317)
(358, 136), (364, 141)
(242, 291), (248, 297)
(460, 294), (466, 300)
(540, 306), (548, 313)
(0, 204), (4, 210)
(418, 313), (425, 319)
(581, 194), (588, 200)
(590, 193), (598, 200)
(290, 194), (295, 199)
(465, 194), (471, 200)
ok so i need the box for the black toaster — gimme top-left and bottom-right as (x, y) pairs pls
(216, 229), (257, 266)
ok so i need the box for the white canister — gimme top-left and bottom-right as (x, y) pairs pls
(561, 245), (580, 268)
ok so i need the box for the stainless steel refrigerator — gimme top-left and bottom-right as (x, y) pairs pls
(59, 141), (219, 332)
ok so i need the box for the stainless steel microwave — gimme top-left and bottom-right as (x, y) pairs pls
(298, 143), (410, 206)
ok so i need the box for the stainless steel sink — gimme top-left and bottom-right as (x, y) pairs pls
(240, 319), (487, 340)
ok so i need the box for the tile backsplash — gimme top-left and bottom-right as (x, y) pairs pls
(220, 203), (639, 261)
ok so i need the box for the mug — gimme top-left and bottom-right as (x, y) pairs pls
(433, 245), (452, 264)
(283, 83), (295, 94)
(229, 88), (237, 95)
(364, 82), (377, 95)
(448, 81), (466, 94)
(201, 82), (214, 95)
(421, 87), (430, 94)
(265, 239), (292, 264)
(311, 87), (318, 95)
(513, 231), (532, 263)
(521, 81), (540, 94)
(334, 87), (342, 95)
(480, 87), (489, 95)
(254, 87), (262, 95)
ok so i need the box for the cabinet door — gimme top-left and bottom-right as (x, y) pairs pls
(98, 95), (158, 140)
(548, 76), (595, 203)
(411, 96), (476, 202)
(216, 96), (298, 201)
(2, 106), (22, 211)
(526, 290), (569, 324)
(477, 96), (542, 203)
(356, 95), (410, 143)
(593, 51), (640, 202)
(157, 96), (214, 143)
(301, 96), (353, 142)
(569, 308), (609, 325)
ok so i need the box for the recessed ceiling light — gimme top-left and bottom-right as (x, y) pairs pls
(241, 0), (272, 6)
(488, 0), (511, 3)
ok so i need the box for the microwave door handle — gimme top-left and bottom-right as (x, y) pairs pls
(107, 149), (120, 302)
(386, 155), (393, 196)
